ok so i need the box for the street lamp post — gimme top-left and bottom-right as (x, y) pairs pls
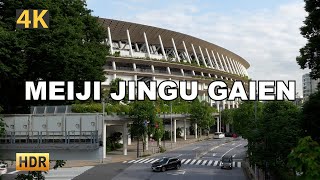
(170, 102), (173, 148)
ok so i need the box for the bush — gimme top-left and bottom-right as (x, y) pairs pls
(159, 146), (166, 153)
(176, 127), (182, 138)
(163, 131), (171, 140)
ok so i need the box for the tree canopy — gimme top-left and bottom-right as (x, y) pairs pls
(296, 0), (320, 81)
(0, 0), (109, 113)
(189, 99), (216, 130)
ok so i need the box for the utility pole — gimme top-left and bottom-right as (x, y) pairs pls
(170, 101), (173, 149)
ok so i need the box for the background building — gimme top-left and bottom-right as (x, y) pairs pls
(303, 73), (320, 100)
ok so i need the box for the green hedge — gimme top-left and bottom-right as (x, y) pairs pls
(71, 103), (130, 115)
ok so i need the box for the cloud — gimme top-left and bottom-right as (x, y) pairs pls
(107, 0), (309, 96)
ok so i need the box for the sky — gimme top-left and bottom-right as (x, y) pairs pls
(87, 0), (309, 96)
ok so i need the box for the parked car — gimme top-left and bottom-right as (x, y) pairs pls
(0, 162), (8, 176)
(213, 132), (225, 139)
(151, 157), (181, 172)
(225, 132), (233, 137)
(221, 155), (233, 169)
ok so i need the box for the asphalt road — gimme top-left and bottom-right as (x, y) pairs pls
(1, 137), (248, 180)
(75, 137), (248, 180)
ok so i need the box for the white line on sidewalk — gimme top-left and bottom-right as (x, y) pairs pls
(207, 160), (213, 166)
(192, 147), (199, 150)
(7, 170), (20, 174)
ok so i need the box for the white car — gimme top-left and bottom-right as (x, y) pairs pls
(0, 163), (8, 175)
(213, 132), (225, 139)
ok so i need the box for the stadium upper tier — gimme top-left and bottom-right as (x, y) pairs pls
(99, 18), (250, 82)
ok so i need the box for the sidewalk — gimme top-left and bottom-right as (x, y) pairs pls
(63, 134), (213, 167)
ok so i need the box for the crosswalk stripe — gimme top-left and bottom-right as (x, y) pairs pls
(123, 161), (127, 163)
(133, 158), (145, 163)
(237, 162), (241, 167)
(196, 160), (202, 165)
(207, 160), (213, 166)
(184, 159), (191, 164)
(181, 159), (186, 163)
(201, 160), (207, 165)
(213, 161), (219, 166)
(232, 162), (236, 167)
(190, 159), (197, 165)
(127, 159), (136, 163)
(144, 159), (154, 163)
(151, 159), (159, 163)
(139, 158), (150, 163)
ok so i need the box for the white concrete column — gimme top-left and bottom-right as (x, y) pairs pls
(195, 123), (198, 139)
(184, 119), (187, 140)
(103, 122), (106, 158)
(216, 102), (220, 132)
(107, 27), (114, 55)
(216, 52), (225, 71)
(112, 61), (116, 70)
(231, 59), (240, 75)
(205, 48), (214, 68)
(145, 134), (149, 151)
(172, 38), (180, 62)
(221, 54), (230, 72)
(227, 101), (231, 109)
(135, 43), (139, 52)
(133, 63), (137, 71)
(211, 50), (220, 70)
(159, 35), (167, 60)
(128, 134), (131, 145)
(123, 123), (128, 155)
(216, 117), (219, 132)
(225, 56), (235, 74)
(191, 44), (200, 66)
(199, 46), (207, 67)
(113, 74), (116, 79)
(174, 119), (177, 143)
(232, 101), (235, 109)
(182, 41), (191, 63)
(167, 67), (171, 74)
(126, 29), (133, 57)
(151, 65), (155, 73)
(143, 32), (151, 58)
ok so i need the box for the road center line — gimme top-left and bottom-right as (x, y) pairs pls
(192, 147), (199, 150)
(220, 144), (242, 158)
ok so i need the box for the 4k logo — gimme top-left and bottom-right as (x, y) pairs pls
(16, 9), (49, 29)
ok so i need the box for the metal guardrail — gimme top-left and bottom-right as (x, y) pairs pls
(0, 131), (98, 144)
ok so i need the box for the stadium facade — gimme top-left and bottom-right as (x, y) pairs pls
(0, 19), (250, 160)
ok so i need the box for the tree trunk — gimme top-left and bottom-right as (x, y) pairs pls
(137, 137), (139, 158)
(142, 135), (145, 152)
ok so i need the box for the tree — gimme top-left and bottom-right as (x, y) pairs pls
(221, 108), (234, 132)
(0, 106), (5, 137)
(288, 136), (320, 179)
(255, 101), (302, 175)
(296, 0), (320, 81)
(0, 0), (109, 113)
(189, 99), (216, 135)
(129, 100), (156, 157)
(153, 117), (165, 147)
(301, 91), (320, 143)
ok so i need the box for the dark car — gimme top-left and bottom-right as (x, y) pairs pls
(221, 155), (233, 169)
(151, 157), (181, 172)
(225, 132), (233, 137)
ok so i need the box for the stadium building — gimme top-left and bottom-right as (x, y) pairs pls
(0, 19), (250, 159)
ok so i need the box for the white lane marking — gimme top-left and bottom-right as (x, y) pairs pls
(177, 154), (183, 157)
(207, 160), (213, 166)
(196, 160), (202, 165)
(151, 159), (159, 163)
(133, 158), (145, 163)
(192, 147), (199, 150)
(237, 162), (241, 167)
(127, 159), (136, 163)
(212, 153), (216, 157)
(167, 170), (186, 175)
(144, 159), (155, 163)
(181, 159), (186, 163)
(232, 162), (236, 167)
(7, 170), (20, 174)
(184, 159), (191, 164)
(123, 161), (127, 163)
(201, 160), (207, 165)
(213, 161), (219, 166)
(220, 144), (242, 158)
(232, 154), (236, 158)
(190, 159), (197, 165)
(139, 158), (150, 163)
